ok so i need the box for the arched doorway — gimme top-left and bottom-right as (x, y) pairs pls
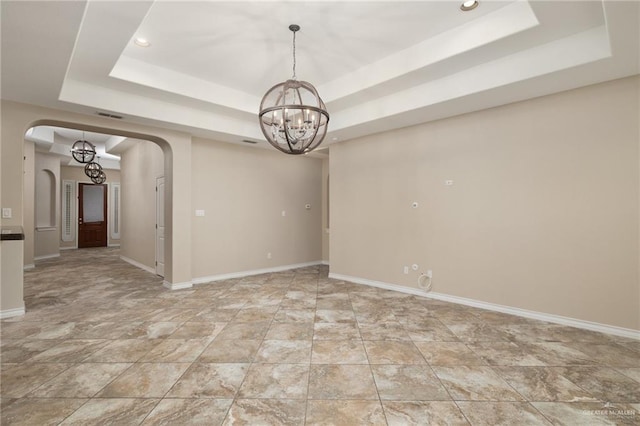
(23, 119), (173, 282)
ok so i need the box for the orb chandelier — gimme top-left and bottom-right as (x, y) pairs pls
(70, 131), (108, 184)
(71, 138), (96, 163)
(259, 24), (329, 155)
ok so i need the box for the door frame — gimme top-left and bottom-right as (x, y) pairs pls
(155, 176), (165, 277)
(78, 182), (108, 248)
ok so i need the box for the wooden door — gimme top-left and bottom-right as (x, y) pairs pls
(78, 183), (107, 248)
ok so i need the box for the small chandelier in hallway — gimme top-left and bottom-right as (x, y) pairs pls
(258, 24), (330, 155)
(71, 137), (96, 163)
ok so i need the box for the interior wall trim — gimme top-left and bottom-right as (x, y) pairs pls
(0, 306), (26, 319)
(163, 280), (193, 290)
(192, 261), (324, 285)
(34, 253), (60, 261)
(328, 272), (640, 341)
(120, 255), (155, 275)
(23, 264), (35, 271)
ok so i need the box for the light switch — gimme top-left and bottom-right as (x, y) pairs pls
(195, 210), (205, 217)
(2, 208), (11, 219)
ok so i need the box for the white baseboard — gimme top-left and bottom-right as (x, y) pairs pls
(108, 244), (121, 248)
(34, 254), (60, 261)
(60, 246), (77, 251)
(163, 280), (193, 290)
(0, 306), (25, 319)
(193, 261), (323, 285)
(328, 272), (640, 340)
(23, 264), (35, 271)
(321, 260), (330, 266)
(120, 255), (156, 275)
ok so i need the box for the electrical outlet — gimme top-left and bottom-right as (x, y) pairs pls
(403, 266), (409, 274)
(2, 208), (11, 219)
(267, 252), (272, 259)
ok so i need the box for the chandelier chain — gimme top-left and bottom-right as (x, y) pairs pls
(292, 29), (297, 80)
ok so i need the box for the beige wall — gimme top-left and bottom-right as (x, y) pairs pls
(120, 141), (163, 270)
(60, 166), (121, 249)
(23, 141), (35, 267)
(330, 76), (639, 330)
(190, 139), (323, 279)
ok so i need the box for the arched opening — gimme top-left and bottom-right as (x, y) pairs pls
(23, 119), (174, 283)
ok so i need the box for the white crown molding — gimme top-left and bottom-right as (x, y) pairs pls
(328, 272), (640, 341)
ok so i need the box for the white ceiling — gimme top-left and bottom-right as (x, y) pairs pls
(1, 0), (639, 151)
(25, 126), (123, 170)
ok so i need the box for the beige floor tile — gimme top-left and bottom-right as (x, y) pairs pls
(1, 398), (87, 426)
(313, 322), (361, 340)
(143, 398), (233, 425)
(372, 364), (451, 400)
(0, 338), (61, 363)
(238, 363), (309, 399)
(30, 363), (131, 398)
(467, 341), (548, 366)
(457, 402), (552, 425)
(139, 338), (211, 362)
(223, 399), (306, 425)
(414, 341), (486, 366)
(434, 366), (526, 401)
(168, 321), (226, 339)
(166, 363), (248, 398)
(357, 322), (411, 341)
(97, 362), (190, 398)
(1, 362), (72, 397)
(308, 364), (378, 400)
(255, 340), (312, 363)
(495, 366), (599, 402)
(315, 309), (357, 323)
(532, 401), (639, 426)
(197, 339), (261, 363)
(59, 398), (159, 425)
(216, 322), (271, 340)
(83, 339), (160, 362)
(311, 340), (369, 364)
(27, 339), (109, 363)
(273, 309), (316, 324)
(305, 400), (386, 425)
(382, 401), (470, 426)
(565, 342), (640, 368)
(265, 323), (314, 340)
(556, 366), (640, 402)
(363, 340), (426, 364)
(617, 367), (640, 383)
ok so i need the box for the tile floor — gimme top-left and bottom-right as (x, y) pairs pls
(1, 248), (639, 425)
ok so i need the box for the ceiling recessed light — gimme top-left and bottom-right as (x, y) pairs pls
(134, 37), (150, 47)
(460, 0), (479, 11)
